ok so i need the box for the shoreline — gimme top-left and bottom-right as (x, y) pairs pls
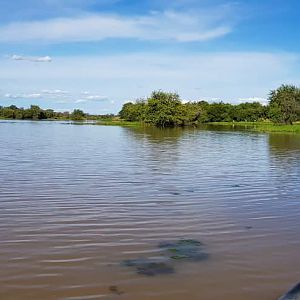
(2, 118), (300, 133)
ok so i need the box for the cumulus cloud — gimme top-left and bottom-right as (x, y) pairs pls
(10, 54), (52, 62)
(41, 89), (69, 98)
(0, 9), (233, 43)
(4, 93), (42, 99)
(3, 89), (70, 100)
(75, 94), (109, 103)
(1, 51), (299, 111)
(238, 97), (268, 105)
(2, 89), (109, 105)
(42, 89), (68, 94)
(85, 95), (108, 100)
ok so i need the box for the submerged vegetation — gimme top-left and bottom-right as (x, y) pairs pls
(123, 239), (209, 277)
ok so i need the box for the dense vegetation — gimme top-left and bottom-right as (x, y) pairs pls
(119, 85), (300, 127)
(0, 105), (113, 121)
(1, 85), (300, 127)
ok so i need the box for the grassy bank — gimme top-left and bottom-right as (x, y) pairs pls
(96, 119), (300, 133)
(96, 119), (142, 127)
(3, 117), (300, 133)
(207, 122), (300, 133)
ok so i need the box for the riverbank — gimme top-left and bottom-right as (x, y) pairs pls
(95, 119), (300, 133)
(206, 122), (300, 133)
(2, 117), (300, 133)
(96, 119), (142, 127)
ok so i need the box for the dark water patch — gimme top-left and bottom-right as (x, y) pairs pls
(231, 184), (242, 188)
(109, 285), (124, 295)
(159, 239), (209, 262)
(184, 189), (195, 193)
(123, 258), (175, 276)
(122, 239), (209, 276)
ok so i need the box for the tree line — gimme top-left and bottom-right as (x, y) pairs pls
(0, 105), (113, 121)
(1, 85), (300, 126)
(119, 85), (300, 127)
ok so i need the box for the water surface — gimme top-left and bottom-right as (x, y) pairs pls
(0, 121), (299, 300)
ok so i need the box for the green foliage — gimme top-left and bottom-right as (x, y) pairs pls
(0, 105), (69, 120)
(268, 85), (300, 124)
(2, 84), (300, 127)
(118, 91), (268, 127)
(119, 100), (146, 121)
(206, 102), (233, 122)
(70, 109), (86, 121)
(231, 102), (266, 122)
(146, 91), (186, 127)
(0, 105), (45, 120)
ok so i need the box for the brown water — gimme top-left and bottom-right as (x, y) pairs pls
(0, 121), (299, 300)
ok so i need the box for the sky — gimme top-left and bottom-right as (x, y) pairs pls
(1, 0), (300, 114)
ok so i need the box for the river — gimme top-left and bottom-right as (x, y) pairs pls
(0, 120), (299, 300)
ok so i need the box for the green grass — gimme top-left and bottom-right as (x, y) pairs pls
(95, 119), (143, 127)
(207, 122), (300, 133)
(3, 117), (300, 132)
(253, 124), (300, 133)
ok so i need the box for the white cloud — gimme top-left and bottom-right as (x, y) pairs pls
(85, 95), (108, 100)
(10, 55), (52, 62)
(1, 51), (299, 113)
(42, 89), (69, 94)
(0, 9), (232, 43)
(238, 97), (268, 105)
(75, 94), (109, 103)
(5, 93), (42, 99)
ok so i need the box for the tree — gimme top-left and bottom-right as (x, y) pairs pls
(71, 109), (85, 121)
(268, 85), (300, 124)
(44, 109), (55, 119)
(206, 102), (232, 122)
(119, 101), (146, 122)
(231, 102), (265, 122)
(28, 105), (43, 120)
(0, 107), (15, 119)
(146, 91), (185, 127)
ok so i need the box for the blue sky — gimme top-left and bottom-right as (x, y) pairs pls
(0, 0), (300, 113)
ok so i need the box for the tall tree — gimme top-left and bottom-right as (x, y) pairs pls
(268, 85), (300, 124)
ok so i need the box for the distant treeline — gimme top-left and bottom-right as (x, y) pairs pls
(2, 85), (300, 126)
(120, 85), (300, 127)
(0, 105), (114, 121)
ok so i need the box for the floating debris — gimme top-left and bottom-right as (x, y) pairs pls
(123, 258), (174, 276)
(159, 239), (209, 262)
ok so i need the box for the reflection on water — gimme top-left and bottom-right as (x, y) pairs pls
(0, 121), (299, 300)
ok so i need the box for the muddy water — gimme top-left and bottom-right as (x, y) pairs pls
(0, 121), (299, 300)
